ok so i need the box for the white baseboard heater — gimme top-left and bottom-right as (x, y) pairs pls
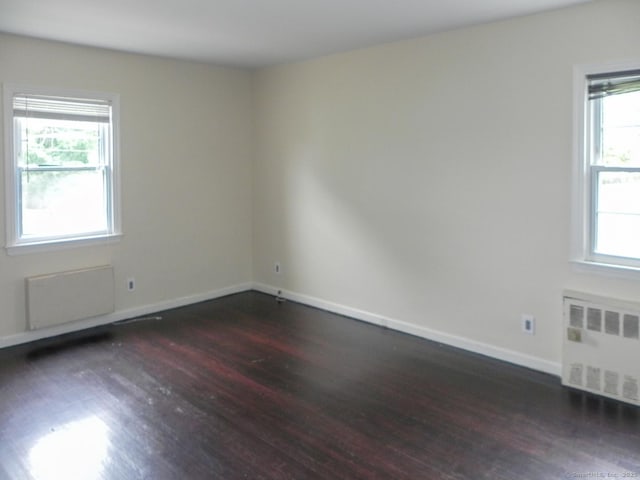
(562, 290), (640, 406)
(26, 265), (115, 330)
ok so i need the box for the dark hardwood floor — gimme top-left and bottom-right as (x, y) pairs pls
(0, 291), (638, 479)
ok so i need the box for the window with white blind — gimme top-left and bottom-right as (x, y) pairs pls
(573, 65), (640, 273)
(3, 85), (121, 253)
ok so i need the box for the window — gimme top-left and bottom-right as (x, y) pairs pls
(573, 65), (640, 273)
(3, 85), (120, 253)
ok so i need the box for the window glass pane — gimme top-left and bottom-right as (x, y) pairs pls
(21, 170), (108, 238)
(595, 171), (640, 259)
(600, 91), (640, 166)
(17, 117), (104, 168)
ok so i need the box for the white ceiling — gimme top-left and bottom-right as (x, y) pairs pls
(0, 0), (594, 68)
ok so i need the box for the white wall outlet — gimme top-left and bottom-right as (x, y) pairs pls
(127, 277), (136, 292)
(521, 314), (535, 335)
(274, 262), (281, 274)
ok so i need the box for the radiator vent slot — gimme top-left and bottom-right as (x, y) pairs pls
(624, 314), (639, 339)
(563, 291), (640, 407)
(26, 266), (115, 330)
(604, 311), (620, 335)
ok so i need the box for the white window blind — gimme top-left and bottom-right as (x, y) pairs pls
(588, 70), (640, 100)
(13, 95), (111, 123)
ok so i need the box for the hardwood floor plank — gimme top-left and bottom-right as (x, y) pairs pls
(0, 291), (638, 479)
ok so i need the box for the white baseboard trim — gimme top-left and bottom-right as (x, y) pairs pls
(2, 280), (561, 377)
(253, 282), (561, 377)
(0, 282), (252, 349)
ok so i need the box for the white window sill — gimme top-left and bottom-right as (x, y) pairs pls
(6, 233), (122, 256)
(570, 259), (640, 281)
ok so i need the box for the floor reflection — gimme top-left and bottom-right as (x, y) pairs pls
(29, 415), (110, 480)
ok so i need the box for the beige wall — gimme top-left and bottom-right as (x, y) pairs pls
(0, 34), (253, 339)
(252, 0), (640, 370)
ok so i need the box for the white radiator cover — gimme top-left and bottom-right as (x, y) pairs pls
(26, 266), (115, 330)
(562, 290), (640, 406)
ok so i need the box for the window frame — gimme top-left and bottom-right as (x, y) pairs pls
(572, 61), (640, 277)
(3, 84), (122, 254)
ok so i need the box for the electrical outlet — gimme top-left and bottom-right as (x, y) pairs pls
(521, 314), (535, 335)
(274, 262), (281, 274)
(127, 277), (135, 292)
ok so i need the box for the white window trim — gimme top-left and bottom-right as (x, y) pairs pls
(571, 60), (640, 280)
(3, 83), (122, 255)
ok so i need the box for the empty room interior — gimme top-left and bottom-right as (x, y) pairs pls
(1, 0), (640, 478)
